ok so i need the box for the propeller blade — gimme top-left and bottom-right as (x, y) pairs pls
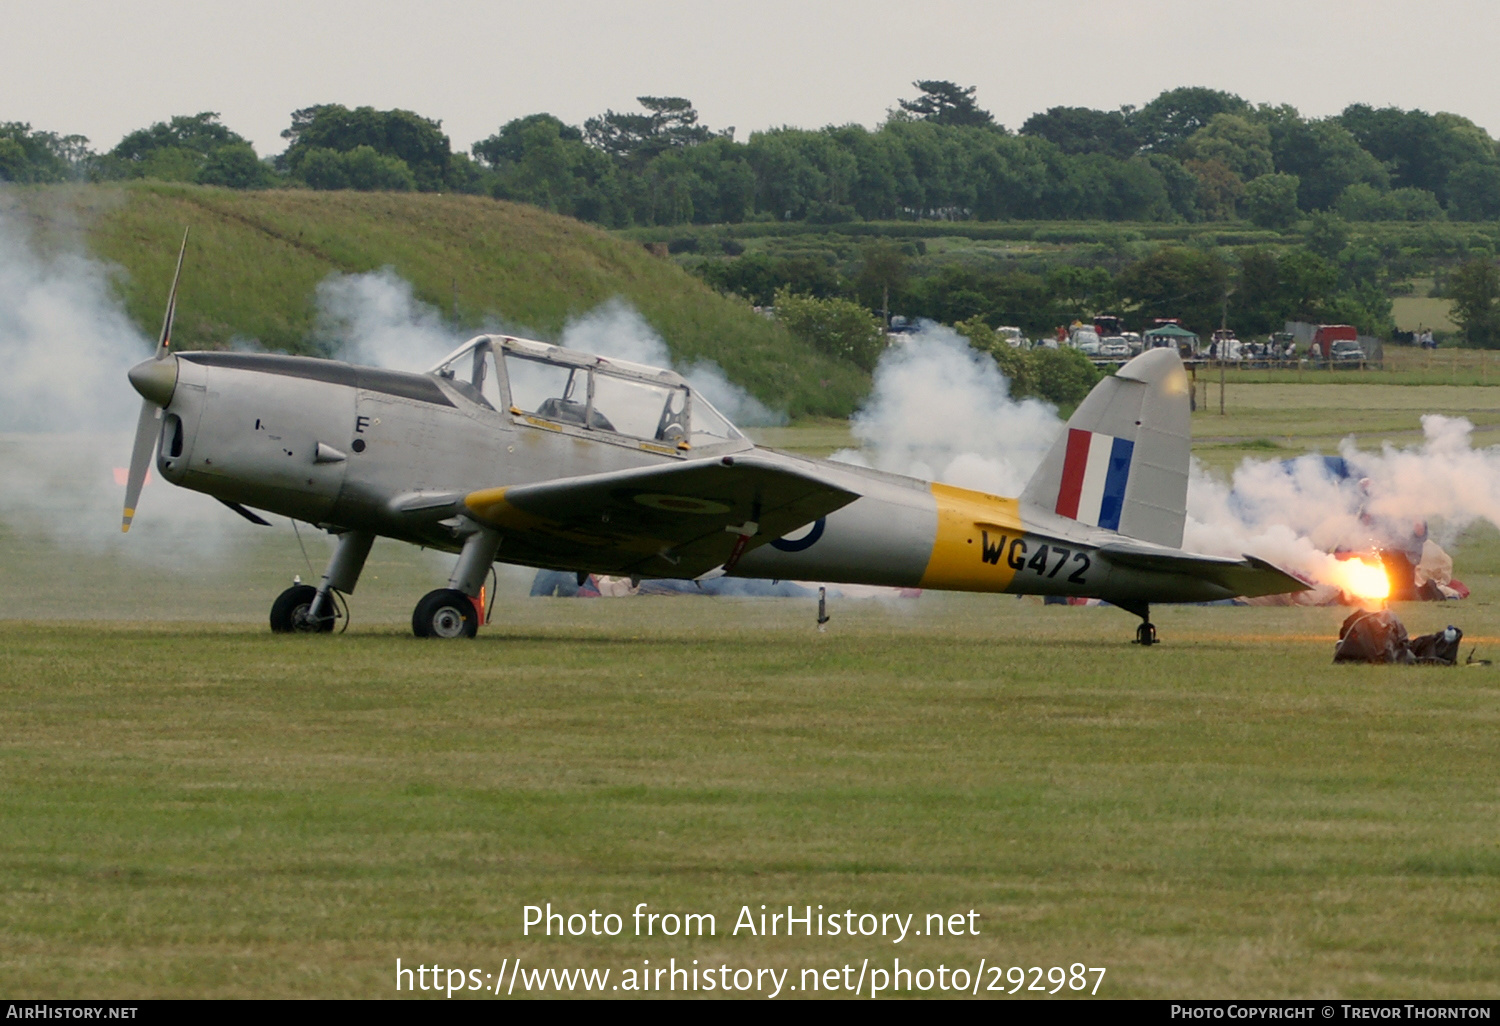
(154, 227), (189, 359)
(124, 227), (188, 532)
(121, 399), (159, 533)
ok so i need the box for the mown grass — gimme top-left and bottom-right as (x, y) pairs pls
(1208, 348), (1500, 389)
(1, 590), (1498, 999)
(1188, 382), (1500, 472)
(0, 183), (868, 418)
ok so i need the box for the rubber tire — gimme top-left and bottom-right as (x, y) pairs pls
(270, 584), (335, 634)
(412, 588), (479, 639)
(1136, 621), (1158, 647)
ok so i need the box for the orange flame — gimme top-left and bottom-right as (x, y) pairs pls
(1329, 557), (1391, 602)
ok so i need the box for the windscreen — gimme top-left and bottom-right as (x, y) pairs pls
(590, 373), (682, 441)
(689, 394), (744, 446)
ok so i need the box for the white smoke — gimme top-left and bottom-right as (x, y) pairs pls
(0, 209), (266, 570)
(559, 298), (785, 427)
(316, 267), (464, 371)
(1186, 415), (1500, 584)
(831, 322), (1062, 494)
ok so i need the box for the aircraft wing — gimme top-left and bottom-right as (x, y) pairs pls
(464, 453), (860, 578)
(1098, 543), (1311, 598)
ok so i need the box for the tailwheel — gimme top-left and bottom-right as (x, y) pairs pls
(270, 584), (335, 634)
(412, 588), (480, 639)
(1135, 621), (1158, 646)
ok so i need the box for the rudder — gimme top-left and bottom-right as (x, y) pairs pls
(1020, 347), (1191, 548)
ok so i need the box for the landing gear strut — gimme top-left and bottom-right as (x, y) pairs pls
(1118, 601), (1158, 646)
(412, 526), (501, 639)
(270, 529), (374, 634)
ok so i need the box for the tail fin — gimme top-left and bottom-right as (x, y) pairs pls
(1020, 347), (1191, 548)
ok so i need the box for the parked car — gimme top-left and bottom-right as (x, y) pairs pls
(1098, 336), (1131, 359)
(997, 326), (1029, 349)
(1329, 339), (1366, 365)
(1070, 327), (1101, 355)
(1311, 324), (1358, 360)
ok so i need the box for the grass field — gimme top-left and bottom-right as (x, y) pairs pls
(1209, 348), (1500, 389)
(4, 376), (1500, 998)
(2, 593), (1498, 999)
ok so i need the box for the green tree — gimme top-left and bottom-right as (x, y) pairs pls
(112, 112), (241, 161)
(1230, 248), (1282, 333)
(1275, 249), (1340, 321)
(104, 112), (258, 183)
(1257, 108), (1387, 210)
(299, 146), (416, 191)
(473, 113), (583, 166)
(896, 81), (996, 128)
(1030, 346), (1102, 406)
(1243, 173), (1301, 228)
(953, 316), (1037, 397)
(1335, 183), (1445, 221)
(1303, 211), (1351, 260)
(1178, 113), (1273, 180)
(1144, 153), (1201, 220)
(773, 287), (887, 371)
(1340, 104), (1498, 206)
(1446, 258), (1500, 347)
(1019, 106), (1137, 158)
(196, 142), (275, 188)
(1447, 162), (1500, 220)
(855, 240), (909, 321)
(1181, 158), (1243, 220)
(281, 105), (451, 191)
(0, 123), (91, 182)
(583, 96), (718, 165)
(1116, 247), (1232, 333)
(1133, 87), (1250, 153)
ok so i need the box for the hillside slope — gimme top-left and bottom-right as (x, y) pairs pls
(0, 183), (867, 418)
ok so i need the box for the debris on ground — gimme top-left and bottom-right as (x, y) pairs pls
(1333, 609), (1464, 665)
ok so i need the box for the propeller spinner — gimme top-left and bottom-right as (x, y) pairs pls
(121, 228), (188, 532)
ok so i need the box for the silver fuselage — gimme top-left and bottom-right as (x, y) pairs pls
(155, 351), (1240, 605)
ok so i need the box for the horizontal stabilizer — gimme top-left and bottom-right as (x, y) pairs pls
(1100, 544), (1310, 598)
(465, 454), (860, 578)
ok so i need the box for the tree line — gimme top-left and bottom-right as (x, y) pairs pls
(5, 85), (1500, 347)
(4, 83), (1500, 226)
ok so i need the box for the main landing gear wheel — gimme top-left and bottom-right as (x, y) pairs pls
(270, 584), (334, 634)
(1135, 621), (1158, 646)
(412, 588), (479, 639)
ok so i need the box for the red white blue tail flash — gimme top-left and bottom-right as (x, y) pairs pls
(1055, 429), (1133, 531)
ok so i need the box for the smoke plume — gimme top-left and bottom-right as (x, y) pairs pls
(1185, 415), (1500, 585)
(559, 298), (784, 427)
(832, 322), (1061, 495)
(316, 268), (466, 371)
(0, 209), (266, 570)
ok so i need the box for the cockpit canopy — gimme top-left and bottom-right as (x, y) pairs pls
(428, 335), (744, 448)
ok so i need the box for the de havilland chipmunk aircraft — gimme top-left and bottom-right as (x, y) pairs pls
(122, 241), (1307, 643)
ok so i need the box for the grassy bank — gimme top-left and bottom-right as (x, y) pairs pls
(0, 183), (868, 418)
